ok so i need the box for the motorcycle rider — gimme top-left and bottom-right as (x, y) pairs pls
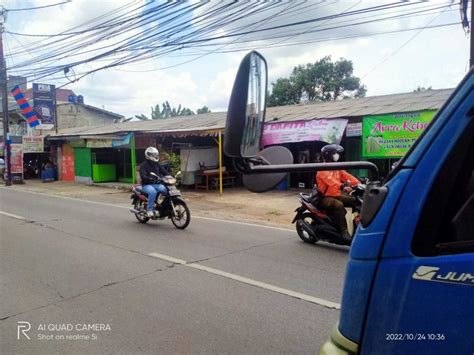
(139, 147), (169, 218)
(316, 144), (360, 242)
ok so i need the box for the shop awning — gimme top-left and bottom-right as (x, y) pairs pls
(48, 134), (126, 140)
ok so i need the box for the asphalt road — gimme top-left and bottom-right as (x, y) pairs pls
(0, 187), (349, 354)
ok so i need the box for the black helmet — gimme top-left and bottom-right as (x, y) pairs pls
(321, 144), (344, 162)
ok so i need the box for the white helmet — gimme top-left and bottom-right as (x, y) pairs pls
(145, 147), (159, 162)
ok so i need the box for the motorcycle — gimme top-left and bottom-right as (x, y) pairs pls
(130, 172), (191, 229)
(23, 159), (41, 179)
(292, 183), (366, 246)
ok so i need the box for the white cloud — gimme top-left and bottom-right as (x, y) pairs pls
(208, 67), (239, 111)
(73, 65), (206, 117)
(265, 43), (349, 82)
(4, 0), (468, 119)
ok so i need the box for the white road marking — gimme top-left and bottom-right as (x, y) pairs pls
(0, 203), (340, 309)
(193, 215), (293, 232)
(1, 188), (294, 232)
(188, 263), (341, 309)
(147, 252), (341, 310)
(148, 252), (187, 265)
(0, 210), (27, 221)
(0, 188), (131, 209)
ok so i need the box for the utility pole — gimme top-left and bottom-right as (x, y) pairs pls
(0, 7), (11, 186)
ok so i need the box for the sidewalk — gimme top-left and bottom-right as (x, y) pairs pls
(3, 180), (305, 228)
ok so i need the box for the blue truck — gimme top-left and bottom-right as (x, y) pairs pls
(224, 51), (474, 354)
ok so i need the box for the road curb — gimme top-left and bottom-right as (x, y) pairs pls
(90, 183), (131, 192)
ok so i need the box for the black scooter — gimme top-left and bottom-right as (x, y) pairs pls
(292, 184), (366, 246)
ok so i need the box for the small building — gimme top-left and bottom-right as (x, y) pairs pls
(46, 88), (453, 189)
(1, 90), (123, 182)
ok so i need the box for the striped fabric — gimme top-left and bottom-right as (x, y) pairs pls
(11, 85), (40, 128)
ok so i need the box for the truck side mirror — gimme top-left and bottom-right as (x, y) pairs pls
(224, 51), (380, 192)
(224, 51), (267, 158)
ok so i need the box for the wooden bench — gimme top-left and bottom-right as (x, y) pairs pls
(211, 176), (236, 189)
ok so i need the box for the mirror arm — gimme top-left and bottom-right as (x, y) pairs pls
(233, 158), (253, 174)
(232, 155), (273, 174)
(234, 160), (379, 179)
(248, 156), (271, 165)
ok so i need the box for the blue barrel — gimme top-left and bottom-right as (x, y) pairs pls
(276, 179), (288, 191)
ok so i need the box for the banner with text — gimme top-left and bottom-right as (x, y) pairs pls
(23, 136), (44, 153)
(362, 111), (437, 158)
(11, 144), (23, 174)
(262, 119), (348, 146)
(33, 83), (56, 128)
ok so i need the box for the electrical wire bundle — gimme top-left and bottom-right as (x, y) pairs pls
(2, 0), (460, 88)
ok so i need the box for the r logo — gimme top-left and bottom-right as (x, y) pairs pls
(17, 321), (31, 340)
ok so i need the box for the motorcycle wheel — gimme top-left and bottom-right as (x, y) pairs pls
(296, 212), (319, 244)
(134, 199), (150, 224)
(170, 199), (191, 230)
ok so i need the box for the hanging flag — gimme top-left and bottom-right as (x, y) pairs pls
(11, 85), (40, 128)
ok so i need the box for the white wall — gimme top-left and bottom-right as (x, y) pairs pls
(180, 147), (218, 172)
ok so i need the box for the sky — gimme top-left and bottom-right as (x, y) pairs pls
(1, 0), (470, 119)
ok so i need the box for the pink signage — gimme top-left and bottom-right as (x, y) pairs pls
(262, 119), (348, 146)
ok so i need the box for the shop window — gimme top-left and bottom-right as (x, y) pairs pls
(412, 119), (474, 256)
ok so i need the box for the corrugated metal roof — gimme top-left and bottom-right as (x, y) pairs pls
(265, 88), (452, 121)
(48, 112), (228, 137)
(49, 88), (453, 138)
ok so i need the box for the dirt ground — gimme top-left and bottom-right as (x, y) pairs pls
(3, 180), (306, 228)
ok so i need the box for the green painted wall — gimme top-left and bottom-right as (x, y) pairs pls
(131, 133), (137, 184)
(74, 148), (92, 177)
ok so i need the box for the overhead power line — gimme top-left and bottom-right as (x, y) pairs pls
(2, 0), (459, 88)
(4, 1), (71, 12)
(361, 4), (453, 79)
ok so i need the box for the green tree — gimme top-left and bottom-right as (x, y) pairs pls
(197, 106), (211, 114)
(134, 114), (148, 121)
(413, 86), (432, 92)
(162, 101), (194, 117)
(268, 56), (366, 107)
(267, 78), (299, 106)
(137, 101), (196, 120)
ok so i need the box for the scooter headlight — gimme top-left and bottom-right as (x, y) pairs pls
(164, 177), (176, 185)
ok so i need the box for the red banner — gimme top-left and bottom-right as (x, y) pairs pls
(61, 144), (75, 181)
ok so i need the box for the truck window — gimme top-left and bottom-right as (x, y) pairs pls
(412, 118), (474, 256)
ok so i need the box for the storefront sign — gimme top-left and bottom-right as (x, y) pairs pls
(262, 119), (348, 146)
(362, 111), (436, 158)
(69, 139), (86, 148)
(346, 122), (362, 137)
(86, 139), (113, 148)
(23, 136), (44, 153)
(33, 83), (56, 127)
(11, 144), (23, 174)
